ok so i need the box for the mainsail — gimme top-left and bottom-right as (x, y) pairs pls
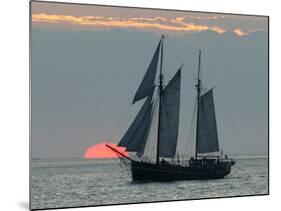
(132, 40), (161, 104)
(158, 69), (181, 157)
(118, 94), (153, 154)
(197, 89), (219, 153)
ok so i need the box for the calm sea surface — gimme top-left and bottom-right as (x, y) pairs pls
(31, 157), (268, 210)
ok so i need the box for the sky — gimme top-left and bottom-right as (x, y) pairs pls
(31, 1), (268, 159)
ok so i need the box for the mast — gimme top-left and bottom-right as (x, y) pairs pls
(195, 50), (202, 160)
(156, 35), (164, 165)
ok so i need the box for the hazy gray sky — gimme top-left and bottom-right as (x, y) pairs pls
(31, 2), (268, 159)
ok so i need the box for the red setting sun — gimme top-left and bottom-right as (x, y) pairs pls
(83, 142), (128, 159)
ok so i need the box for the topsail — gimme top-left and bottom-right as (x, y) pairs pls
(132, 40), (161, 104)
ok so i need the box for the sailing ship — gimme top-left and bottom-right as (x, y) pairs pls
(106, 35), (235, 181)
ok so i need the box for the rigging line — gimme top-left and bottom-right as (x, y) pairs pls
(163, 65), (196, 88)
(166, 35), (200, 53)
(164, 36), (185, 64)
(164, 74), (197, 83)
(161, 37), (181, 80)
(183, 76), (198, 80)
(107, 101), (134, 144)
(165, 36), (198, 79)
(162, 64), (196, 80)
(111, 150), (128, 170)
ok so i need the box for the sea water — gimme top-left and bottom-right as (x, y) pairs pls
(31, 157), (268, 210)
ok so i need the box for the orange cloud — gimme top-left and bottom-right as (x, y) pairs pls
(32, 13), (251, 36)
(233, 28), (248, 36)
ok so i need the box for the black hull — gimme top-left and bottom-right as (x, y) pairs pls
(131, 159), (234, 181)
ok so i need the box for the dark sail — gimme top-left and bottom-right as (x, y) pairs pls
(118, 94), (153, 153)
(197, 89), (219, 153)
(158, 69), (181, 157)
(126, 102), (152, 152)
(136, 101), (156, 157)
(132, 40), (161, 104)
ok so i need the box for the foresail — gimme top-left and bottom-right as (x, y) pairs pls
(197, 89), (219, 153)
(118, 94), (153, 154)
(159, 69), (181, 157)
(126, 103), (152, 152)
(132, 40), (161, 104)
